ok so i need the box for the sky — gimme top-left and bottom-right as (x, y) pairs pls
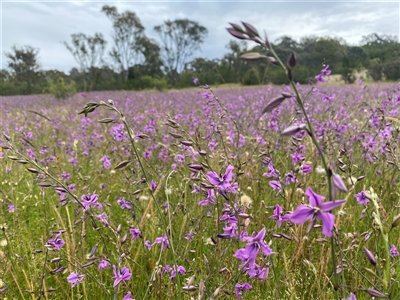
(1, 0), (399, 73)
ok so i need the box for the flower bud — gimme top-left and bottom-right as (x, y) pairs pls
(332, 171), (348, 192)
(363, 247), (376, 266)
(281, 124), (307, 136)
(364, 288), (388, 298)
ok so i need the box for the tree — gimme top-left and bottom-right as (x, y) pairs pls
(102, 5), (145, 81)
(154, 19), (208, 87)
(64, 33), (107, 91)
(5, 45), (42, 94)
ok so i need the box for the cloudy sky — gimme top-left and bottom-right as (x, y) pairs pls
(1, 0), (399, 73)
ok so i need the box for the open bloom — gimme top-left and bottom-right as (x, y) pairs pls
(234, 228), (272, 270)
(288, 187), (345, 237)
(207, 165), (238, 193)
(112, 266), (132, 287)
(67, 272), (85, 287)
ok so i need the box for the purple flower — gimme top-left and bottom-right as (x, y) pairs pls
(354, 191), (369, 205)
(100, 155), (111, 169)
(67, 272), (85, 287)
(302, 164), (312, 174)
(96, 213), (109, 226)
(144, 240), (152, 250)
(390, 245), (399, 257)
(46, 231), (65, 251)
(315, 65), (331, 82)
(153, 234), (169, 251)
(169, 265), (186, 282)
(269, 180), (282, 191)
(8, 204), (15, 213)
(193, 77), (199, 85)
(207, 165), (238, 193)
(235, 282), (252, 299)
(269, 204), (288, 228)
(130, 228), (141, 241)
(117, 197), (131, 210)
(347, 293), (357, 300)
(288, 187), (345, 237)
(123, 292), (135, 300)
(150, 180), (157, 192)
(198, 189), (216, 206)
(112, 265), (132, 287)
(98, 259), (110, 270)
(285, 171), (297, 185)
(61, 172), (71, 181)
(234, 228), (272, 270)
(81, 193), (102, 210)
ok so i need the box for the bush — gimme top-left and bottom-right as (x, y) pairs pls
(44, 76), (76, 99)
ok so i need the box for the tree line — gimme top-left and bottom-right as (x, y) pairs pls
(1, 5), (399, 97)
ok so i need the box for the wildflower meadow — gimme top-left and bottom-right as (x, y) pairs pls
(1, 22), (400, 300)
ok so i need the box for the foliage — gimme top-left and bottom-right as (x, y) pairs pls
(154, 19), (208, 87)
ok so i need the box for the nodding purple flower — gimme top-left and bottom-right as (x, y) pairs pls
(390, 245), (399, 257)
(206, 165), (238, 194)
(315, 65), (331, 82)
(285, 171), (297, 185)
(96, 213), (109, 226)
(235, 282), (252, 299)
(100, 155), (111, 169)
(234, 228), (272, 270)
(347, 293), (357, 300)
(150, 180), (157, 192)
(98, 259), (110, 270)
(291, 152), (305, 165)
(46, 231), (65, 251)
(68, 157), (78, 167)
(302, 164), (312, 174)
(288, 187), (345, 237)
(123, 292), (135, 300)
(152, 234), (169, 251)
(193, 77), (199, 85)
(270, 204), (289, 228)
(144, 240), (152, 250)
(112, 266), (132, 287)
(354, 191), (369, 206)
(67, 272), (85, 287)
(130, 228), (141, 241)
(27, 148), (36, 160)
(61, 172), (71, 181)
(169, 265), (186, 282)
(201, 92), (212, 99)
(269, 180), (282, 192)
(198, 189), (216, 206)
(117, 197), (131, 210)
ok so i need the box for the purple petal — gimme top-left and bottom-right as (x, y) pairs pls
(206, 171), (220, 185)
(305, 187), (325, 207)
(253, 227), (266, 242)
(316, 212), (335, 237)
(289, 205), (313, 224)
(224, 165), (234, 182)
(320, 200), (346, 211)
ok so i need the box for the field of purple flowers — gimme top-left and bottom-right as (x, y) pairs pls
(1, 76), (399, 299)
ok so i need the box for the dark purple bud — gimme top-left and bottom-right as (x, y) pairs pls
(363, 247), (376, 266)
(82, 261), (96, 268)
(360, 208), (367, 220)
(332, 171), (348, 192)
(271, 233), (282, 238)
(89, 244), (98, 258)
(316, 238), (328, 243)
(357, 175), (366, 182)
(114, 160), (131, 170)
(228, 22), (243, 32)
(280, 234), (291, 241)
(49, 257), (61, 263)
(261, 95), (286, 115)
(227, 28), (247, 40)
(121, 234), (128, 245)
(199, 150), (207, 156)
(242, 22), (259, 37)
(169, 132), (184, 139)
(17, 159), (29, 164)
(46, 288), (57, 293)
(38, 182), (53, 187)
(180, 140), (193, 146)
(240, 52), (266, 61)
(364, 288), (388, 298)
(137, 134), (150, 139)
(3, 133), (11, 141)
(7, 155), (18, 160)
(188, 164), (204, 172)
(27, 168), (39, 174)
(281, 124), (307, 136)
(287, 52), (297, 69)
